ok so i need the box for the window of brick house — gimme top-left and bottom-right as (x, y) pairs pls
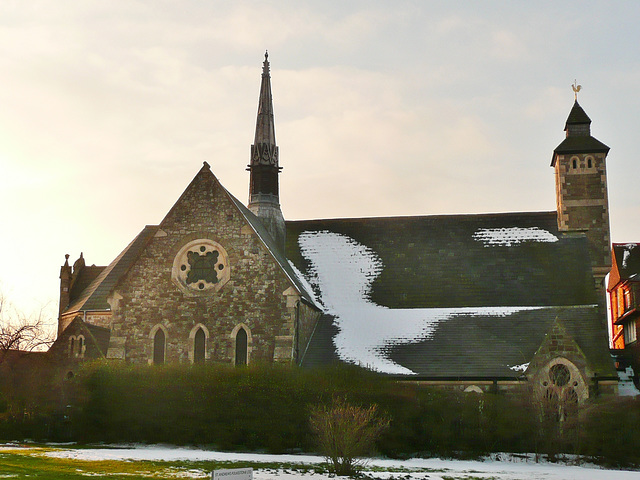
(624, 319), (637, 345)
(624, 288), (633, 311)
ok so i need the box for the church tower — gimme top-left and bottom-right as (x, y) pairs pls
(248, 52), (286, 250)
(552, 93), (611, 285)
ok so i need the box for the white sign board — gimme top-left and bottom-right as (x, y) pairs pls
(212, 468), (253, 480)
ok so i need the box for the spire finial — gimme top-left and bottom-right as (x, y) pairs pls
(262, 50), (270, 76)
(571, 79), (582, 101)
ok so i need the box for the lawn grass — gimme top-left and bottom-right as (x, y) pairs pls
(0, 446), (341, 479)
(0, 445), (455, 479)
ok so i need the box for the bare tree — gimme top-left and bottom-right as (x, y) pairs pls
(0, 291), (54, 363)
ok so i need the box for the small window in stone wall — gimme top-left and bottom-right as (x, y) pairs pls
(194, 327), (206, 363)
(235, 328), (248, 366)
(68, 335), (86, 358)
(153, 328), (166, 364)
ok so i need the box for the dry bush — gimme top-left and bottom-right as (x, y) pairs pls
(309, 397), (390, 476)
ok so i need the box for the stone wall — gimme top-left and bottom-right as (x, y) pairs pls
(555, 152), (611, 271)
(107, 166), (316, 365)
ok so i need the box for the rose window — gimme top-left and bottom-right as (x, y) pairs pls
(172, 239), (230, 295)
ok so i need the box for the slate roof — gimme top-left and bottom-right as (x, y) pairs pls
(386, 306), (613, 378)
(63, 226), (159, 314)
(552, 101), (610, 163)
(286, 211), (596, 309)
(69, 265), (105, 305)
(287, 211), (613, 377)
(611, 243), (640, 282)
(553, 135), (610, 156)
(565, 100), (591, 127)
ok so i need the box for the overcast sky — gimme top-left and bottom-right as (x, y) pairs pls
(1, 1), (639, 328)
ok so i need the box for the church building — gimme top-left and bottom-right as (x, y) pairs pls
(54, 54), (617, 400)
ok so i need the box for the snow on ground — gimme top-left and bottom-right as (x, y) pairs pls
(472, 227), (558, 247)
(618, 367), (640, 396)
(36, 445), (640, 480)
(297, 231), (543, 375)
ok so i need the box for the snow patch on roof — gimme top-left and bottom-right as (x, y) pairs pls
(473, 227), (558, 247)
(287, 260), (321, 308)
(298, 231), (544, 375)
(510, 362), (529, 373)
(621, 244), (636, 269)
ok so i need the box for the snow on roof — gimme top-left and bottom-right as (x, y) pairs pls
(622, 244), (636, 269)
(473, 227), (558, 247)
(298, 231), (543, 375)
(287, 260), (321, 308)
(509, 362), (530, 373)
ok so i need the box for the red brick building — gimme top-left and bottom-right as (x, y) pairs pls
(608, 244), (640, 376)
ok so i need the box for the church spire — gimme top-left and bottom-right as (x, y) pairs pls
(248, 52), (286, 250)
(252, 51), (278, 162)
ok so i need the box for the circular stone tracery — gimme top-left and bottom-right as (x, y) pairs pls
(537, 358), (587, 422)
(172, 239), (230, 295)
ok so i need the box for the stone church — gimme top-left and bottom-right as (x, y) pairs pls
(53, 54), (617, 400)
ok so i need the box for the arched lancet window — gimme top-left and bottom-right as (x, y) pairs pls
(152, 327), (166, 365)
(572, 158), (578, 169)
(188, 324), (209, 364)
(235, 328), (248, 366)
(68, 336), (76, 357)
(194, 327), (206, 364)
(76, 335), (86, 358)
(587, 157), (593, 168)
(230, 323), (251, 366)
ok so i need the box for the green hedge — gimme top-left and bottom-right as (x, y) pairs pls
(1, 361), (639, 467)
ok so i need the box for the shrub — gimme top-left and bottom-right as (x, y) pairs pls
(309, 397), (390, 476)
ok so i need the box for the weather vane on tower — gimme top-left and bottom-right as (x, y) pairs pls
(572, 80), (582, 100)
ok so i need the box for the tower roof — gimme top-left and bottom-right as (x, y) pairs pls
(564, 100), (591, 129)
(251, 51), (278, 166)
(551, 100), (609, 166)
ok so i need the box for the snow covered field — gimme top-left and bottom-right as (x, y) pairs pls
(37, 445), (640, 480)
